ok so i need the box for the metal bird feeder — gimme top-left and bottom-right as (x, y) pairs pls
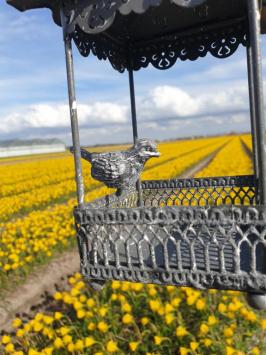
(7, 0), (266, 310)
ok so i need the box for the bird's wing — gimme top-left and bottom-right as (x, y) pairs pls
(91, 152), (128, 183)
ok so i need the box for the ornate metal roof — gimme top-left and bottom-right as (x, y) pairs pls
(6, 0), (264, 71)
(7, 1), (209, 29)
(7, 0), (266, 32)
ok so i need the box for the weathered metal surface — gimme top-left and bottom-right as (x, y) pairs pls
(73, 176), (266, 292)
(7, 0), (266, 34)
(72, 18), (248, 72)
(61, 11), (85, 205)
(7, 0), (207, 33)
(246, 292), (266, 310)
(248, 0), (266, 206)
(5, 0), (209, 30)
(246, 0), (266, 309)
(128, 68), (143, 206)
(71, 139), (160, 196)
(247, 46), (259, 188)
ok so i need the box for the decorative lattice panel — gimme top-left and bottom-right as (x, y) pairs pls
(74, 176), (266, 291)
(141, 176), (256, 207)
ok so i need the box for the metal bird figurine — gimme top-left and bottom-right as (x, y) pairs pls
(70, 138), (160, 196)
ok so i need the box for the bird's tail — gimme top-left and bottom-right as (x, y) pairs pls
(69, 146), (93, 162)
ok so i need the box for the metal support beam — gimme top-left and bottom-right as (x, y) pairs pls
(246, 46), (259, 187)
(248, 0), (266, 205)
(128, 68), (143, 206)
(128, 68), (138, 144)
(61, 10), (85, 205)
(246, 0), (266, 310)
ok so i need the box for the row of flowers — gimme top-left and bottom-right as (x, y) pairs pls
(1, 135), (265, 354)
(0, 137), (226, 222)
(1, 273), (265, 354)
(0, 137), (227, 276)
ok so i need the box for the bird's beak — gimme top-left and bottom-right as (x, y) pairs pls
(147, 151), (160, 157)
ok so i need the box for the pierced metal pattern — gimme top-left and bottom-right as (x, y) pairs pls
(72, 20), (248, 72)
(72, 29), (127, 72)
(142, 175), (256, 207)
(131, 22), (248, 70)
(74, 175), (266, 292)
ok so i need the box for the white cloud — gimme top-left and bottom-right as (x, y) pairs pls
(138, 83), (248, 122)
(148, 86), (200, 116)
(78, 102), (128, 124)
(0, 101), (128, 134)
(1, 82), (250, 138)
(0, 76), (252, 144)
(231, 113), (247, 123)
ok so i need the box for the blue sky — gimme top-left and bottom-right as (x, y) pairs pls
(1, 2), (266, 145)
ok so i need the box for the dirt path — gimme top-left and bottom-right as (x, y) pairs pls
(0, 146), (225, 332)
(0, 250), (79, 331)
(240, 138), (253, 159)
(178, 145), (222, 178)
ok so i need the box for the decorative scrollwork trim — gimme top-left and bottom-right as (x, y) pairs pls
(130, 20), (248, 70)
(72, 19), (248, 72)
(61, 0), (210, 35)
(82, 266), (266, 292)
(74, 205), (265, 226)
(75, 179), (266, 292)
(72, 28), (127, 72)
(61, 0), (132, 35)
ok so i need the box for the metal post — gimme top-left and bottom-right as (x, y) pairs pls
(128, 68), (138, 144)
(246, 0), (266, 310)
(246, 46), (259, 185)
(247, 0), (266, 205)
(128, 68), (143, 206)
(61, 10), (85, 205)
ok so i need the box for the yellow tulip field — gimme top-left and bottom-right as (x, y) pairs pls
(0, 134), (266, 355)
